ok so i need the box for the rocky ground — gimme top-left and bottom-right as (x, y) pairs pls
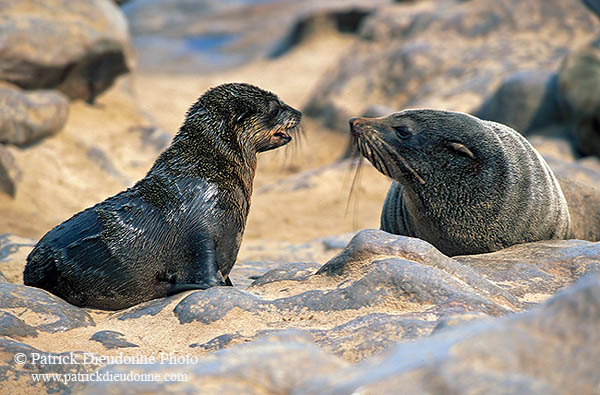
(1, 0), (599, 393)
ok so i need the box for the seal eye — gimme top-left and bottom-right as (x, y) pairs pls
(269, 107), (282, 119)
(393, 125), (411, 139)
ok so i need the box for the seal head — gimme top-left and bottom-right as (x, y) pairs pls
(350, 109), (571, 256)
(24, 83), (301, 309)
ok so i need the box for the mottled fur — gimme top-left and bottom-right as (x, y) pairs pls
(24, 83), (301, 309)
(350, 109), (571, 256)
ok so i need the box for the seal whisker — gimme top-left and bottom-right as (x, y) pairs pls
(377, 138), (426, 185)
(370, 145), (394, 178)
(345, 156), (364, 225)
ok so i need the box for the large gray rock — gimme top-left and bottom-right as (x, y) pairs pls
(0, 339), (100, 394)
(557, 176), (600, 242)
(0, 0), (133, 102)
(583, 0), (600, 21)
(269, 3), (382, 58)
(0, 83), (69, 146)
(0, 283), (95, 334)
(304, 275), (600, 394)
(74, 331), (348, 394)
(454, 240), (600, 304)
(475, 70), (564, 134)
(71, 275), (600, 393)
(305, 0), (598, 131)
(0, 234), (35, 283)
(89, 330), (139, 350)
(0, 145), (21, 197)
(0, 229), (598, 394)
(557, 38), (600, 157)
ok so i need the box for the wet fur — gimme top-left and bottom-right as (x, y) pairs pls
(24, 83), (301, 309)
(350, 109), (572, 256)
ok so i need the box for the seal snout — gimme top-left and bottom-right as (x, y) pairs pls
(349, 117), (365, 128)
(349, 117), (368, 136)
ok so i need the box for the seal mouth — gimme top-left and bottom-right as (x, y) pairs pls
(274, 130), (291, 142)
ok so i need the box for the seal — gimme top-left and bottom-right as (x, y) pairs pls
(349, 109), (572, 256)
(24, 83), (302, 309)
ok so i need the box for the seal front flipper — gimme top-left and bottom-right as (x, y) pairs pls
(166, 270), (228, 295)
(166, 237), (226, 296)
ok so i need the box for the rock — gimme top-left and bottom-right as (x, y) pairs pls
(530, 135), (577, 162)
(174, 252), (511, 329)
(317, 229), (521, 309)
(113, 296), (176, 321)
(0, 338), (100, 394)
(548, 155), (600, 186)
(305, 0), (598, 131)
(0, 145), (21, 197)
(556, 176), (600, 242)
(86, 145), (130, 186)
(302, 275), (600, 394)
(362, 104), (397, 118)
(72, 275), (600, 393)
(311, 313), (437, 362)
(74, 331), (348, 394)
(0, 83), (69, 146)
(579, 155), (600, 171)
(430, 311), (490, 334)
(269, 4), (379, 58)
(557, 38), (600, 156)
(90, 330), (139, 349)
(0, 0), (132, 102)
(0, 283), (94, 334)
(127, 125), (172, 152)
(173, 287), (262, 325)
(475, 70), (564, 134)
(0, 230), (597, 394)
(189, 333), (243, 351)
(0, 234), (35, 284)
(454, 240), (600, 305)
(583, 0), (600, 19)
(0, 311), (38, 338)
(235, 233), (353, 288)
(318, 233), (354, 250)
(248, 262), (321, 287)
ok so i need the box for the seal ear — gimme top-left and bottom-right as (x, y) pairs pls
(449, 142), (475, 159)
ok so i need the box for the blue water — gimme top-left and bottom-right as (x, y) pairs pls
(184, 34), (237, 52)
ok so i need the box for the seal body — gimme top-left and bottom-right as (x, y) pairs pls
(350, 109), (571, 256)
(24, 83), (301, 309)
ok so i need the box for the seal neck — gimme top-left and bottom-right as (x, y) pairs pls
(150, 128), (257, 203)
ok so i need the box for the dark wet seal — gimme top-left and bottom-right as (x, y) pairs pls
(24, 83), (301, 310)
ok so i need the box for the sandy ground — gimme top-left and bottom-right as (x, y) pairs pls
(0, 32), (391, 249)
(0, 32), (396, 364)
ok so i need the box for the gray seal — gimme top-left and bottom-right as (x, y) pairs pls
(350, 109), (572, 256)
(24, 83), (302, 309)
